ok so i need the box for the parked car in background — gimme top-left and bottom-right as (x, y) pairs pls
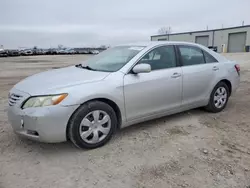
(58, 49), (67, 55)
(7, 41), (240, 149)
(46, 48), (58, 55)
(7, 50), (20, 56)
(78, 50), (90, 54)
(82, 50), (90, 54)
(57, 48), (76, 55)
(20, 49), (33, 56)
(90, 50), (99, 54)
(66, 48), (76, 54)
(42, 49), (48, 55)
(41, 49), (47, 55)
(0, 49), (8, 57)
(33, 49), (44, 55)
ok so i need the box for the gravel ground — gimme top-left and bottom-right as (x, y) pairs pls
(0, 54), (250, 188)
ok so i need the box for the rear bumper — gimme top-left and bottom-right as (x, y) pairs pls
(8, 104), (79, 143)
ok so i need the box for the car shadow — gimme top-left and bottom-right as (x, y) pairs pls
(17, 137), (80, 153)
(115, 100), (235, 138)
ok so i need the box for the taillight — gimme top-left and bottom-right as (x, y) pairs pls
(235, 64), (240, 75)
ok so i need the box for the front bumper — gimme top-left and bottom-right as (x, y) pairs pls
(8, 104), (79, 143)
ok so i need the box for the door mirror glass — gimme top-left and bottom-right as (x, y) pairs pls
(132, 64), (151, 74)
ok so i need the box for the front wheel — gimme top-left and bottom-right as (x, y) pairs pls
(68, 101), (117, 149)
(205, 82), (229, 113)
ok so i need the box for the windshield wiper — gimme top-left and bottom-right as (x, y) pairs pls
(75, 64), (96, 71)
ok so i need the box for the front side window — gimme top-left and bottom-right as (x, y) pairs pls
(83, 46), (145, 72)
(138, 45), (176, 70)
(179, 46), (205, 66)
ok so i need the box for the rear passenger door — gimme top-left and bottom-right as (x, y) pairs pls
(177, 45), (219, 107)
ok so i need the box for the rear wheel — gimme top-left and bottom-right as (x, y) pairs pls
(205, 82), (229, 113)
(68, 101), (117, 149)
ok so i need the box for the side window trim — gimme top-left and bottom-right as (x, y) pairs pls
(201, 50), (207, 64)
(127, 45), (179, 74)
(176, 45), (206, 67)
(175, 45), (183, 66)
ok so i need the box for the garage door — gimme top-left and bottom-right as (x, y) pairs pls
(195, 36), (209, 47)
(228, 32), (247, 52)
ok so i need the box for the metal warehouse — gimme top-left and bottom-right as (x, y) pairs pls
(151, 25), (250, 53)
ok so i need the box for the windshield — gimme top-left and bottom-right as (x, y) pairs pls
(82, 46), (145, 72)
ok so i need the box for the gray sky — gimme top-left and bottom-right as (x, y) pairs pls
(1, 0), (250, 48)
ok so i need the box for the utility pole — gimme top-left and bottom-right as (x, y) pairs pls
(168, 26), (171, 41)
(242, 21), (244, 26)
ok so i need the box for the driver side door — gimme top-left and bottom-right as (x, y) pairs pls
(123, 45), (182, 121)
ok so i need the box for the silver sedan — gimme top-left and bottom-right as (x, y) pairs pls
(8, 42), (240, 149)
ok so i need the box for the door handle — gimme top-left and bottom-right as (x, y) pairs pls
(171, 72), (181, 78)
(212, 66), (219, 71)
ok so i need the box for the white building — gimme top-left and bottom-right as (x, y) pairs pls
(151, 25), (250, 53)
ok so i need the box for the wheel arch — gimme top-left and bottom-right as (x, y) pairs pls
(219, 79), (232, 96)
(66, 98), (122, 140)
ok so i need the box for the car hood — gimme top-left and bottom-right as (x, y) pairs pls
(14, 66), (110, 95)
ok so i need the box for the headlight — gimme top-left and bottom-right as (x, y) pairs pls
(22, 93), (68, 109)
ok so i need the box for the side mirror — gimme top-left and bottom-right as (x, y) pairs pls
(132, 63), (151, 74)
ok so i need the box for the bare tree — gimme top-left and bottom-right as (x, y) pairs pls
(158, 27), (172, 35)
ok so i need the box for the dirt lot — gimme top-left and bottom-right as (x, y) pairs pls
(0, 54), (250, 188)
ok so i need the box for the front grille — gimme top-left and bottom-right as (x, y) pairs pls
(8, 93), (23, 106)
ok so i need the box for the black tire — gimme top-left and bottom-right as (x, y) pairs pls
(68, 101), (117, 149)
(205, 82), (229, 113)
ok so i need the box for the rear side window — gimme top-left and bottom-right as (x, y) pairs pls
(203, 51), (218, 63)
(179, 46), (205, 66)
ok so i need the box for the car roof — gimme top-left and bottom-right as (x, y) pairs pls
(117, 41), (228, 63)
(118, 41), (202, 47)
